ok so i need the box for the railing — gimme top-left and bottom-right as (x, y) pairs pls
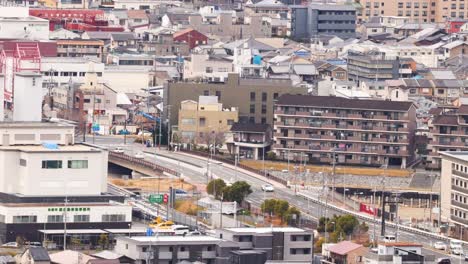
(452, 199), (468, 211)
(108, 151), (180, 176)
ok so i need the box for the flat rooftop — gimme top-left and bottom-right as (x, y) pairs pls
(120, 235), (222, 243)
(224, 227), (307, 233)
(440, 151), (468, 162)
(0, 121), (74, 128)
(0, 144), (102, 153)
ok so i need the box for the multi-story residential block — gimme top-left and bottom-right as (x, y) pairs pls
(427, 105), (468, 169)
(183, 53), (234, 82)
(347, 51), (400, 82)
(41, 57), (105, 88)
(165, 73), (308, 126)
(288, 4), (357, 41)
(177, 96), (238, 142)
(273, 95), (417, 168)
(440, 151), (468, 240)
(56, 39), (104, 59)
(217, 227), (314, 262)
(357, 0), (468, 23)
(226, 123), (272, 160)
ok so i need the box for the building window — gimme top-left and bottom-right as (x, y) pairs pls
(42, 160), (63, 169)
(250, 92), (256, 101)
(261, 104), (267, 114)
(47, 215), (63, 223)
(102, 214), (126, 222)
(250, 104), (255, 114)
(261, 117), (266, 124)
(199, 117), (206, 126)
(13, 215), (37, 223)
(249, 117), (255, 123)
(68, 160), (88, 169)
(19, 159), (27, 167)
(203, 90), (209, 96)
(273, 93), (279, 100)
(262, 92), (267, 102)
(215, 91), (221, 100)
(206, 67), (213, 73)
(181, 118), (196, 125)
(74, 215), (90, 222)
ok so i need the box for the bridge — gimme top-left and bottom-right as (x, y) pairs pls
(108, 151), (180, 177)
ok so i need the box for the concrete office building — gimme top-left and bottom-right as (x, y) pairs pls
(273, 95), (417, 168)
(440, 152), (468, 240)
(347, 51), (400, 82)
(357, 0), (468, 23)
(0, 73), (131, 244)
(165, 73), (308, 126)
(177, 96), (238, 142)
(288, 4), (357, 41)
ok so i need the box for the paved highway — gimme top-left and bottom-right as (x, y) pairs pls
(90, 136), (462, 261)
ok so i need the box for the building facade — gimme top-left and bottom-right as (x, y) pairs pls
(56, 40), (104, 60)
(288, 4), (357, 41)
(273, 95), (417, 168)
(347, 51), (400, 82)
(165, 73), (308, 126)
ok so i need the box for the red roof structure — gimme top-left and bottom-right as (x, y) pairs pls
(173, 28), (208, 49)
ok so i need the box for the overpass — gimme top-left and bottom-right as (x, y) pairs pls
(108, 151), (180, 177)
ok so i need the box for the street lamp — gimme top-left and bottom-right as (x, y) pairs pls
(343, 188), (349, 208)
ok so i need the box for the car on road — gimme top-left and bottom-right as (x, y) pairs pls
(1, 242), (18, 248)
(189, 230), (201, 236)
(434, 241), (448, 250)
(261, 184), (274, 192)
(172, 225), (189, 236)
(114, 147), (125, 153)
(134, 152), (145, 159)
(436, 257), (451, 264)
(464, 253), (468, 261)
(451, 246), (463, 255)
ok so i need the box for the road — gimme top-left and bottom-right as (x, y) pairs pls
(90, 136), (462, 261)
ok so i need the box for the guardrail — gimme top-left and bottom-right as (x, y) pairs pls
(109, 151), (180, 176)
(179, 150), (287, 185)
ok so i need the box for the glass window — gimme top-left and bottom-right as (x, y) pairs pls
(13, 215), (37, 223)
(250, 104), (255, 114)
(67, 160), (88, 169)
(250, 92), (256, 101)
(181, 118), (196, 125)
(262, 92), (267, 102)
(261, 104), (267, 114)
(102, 214), (126, 222)
(47, 215), (63, 223)
(42, 160), (62, 169)
(19, 159), (27, 167)
(74, 215), (90, 222)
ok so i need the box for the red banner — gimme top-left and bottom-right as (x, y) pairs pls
(360, 203), (377, 216)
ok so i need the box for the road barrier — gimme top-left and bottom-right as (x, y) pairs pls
(109, 151), (180, 176)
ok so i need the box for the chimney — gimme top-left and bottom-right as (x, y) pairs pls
(13, 72), (43, 122)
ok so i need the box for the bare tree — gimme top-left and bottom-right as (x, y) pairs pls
(197, 131), (226, 150)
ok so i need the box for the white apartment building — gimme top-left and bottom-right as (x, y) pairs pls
(440, 151), (468, 240)
(38, 58), (105, 88)
(0, 6), (49, 40)
(183, 54), (233, 82)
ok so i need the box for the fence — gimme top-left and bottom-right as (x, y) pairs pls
(109, 151), (180, 176)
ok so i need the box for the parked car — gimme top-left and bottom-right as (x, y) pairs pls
(261, 184), (274, 192)
(437, 257), (451, 264)
(172, 225), (189, 236)
(118, 129), (130, 135)
(451, 247), (463, 255)
(2, 242), (18, 248)
(134, 152), (145, 159)
(434, 241), (447, 250)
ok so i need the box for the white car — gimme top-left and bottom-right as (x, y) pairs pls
(134, 152), (145, 159)
(434, 241), (447, 250)
(114, 147), (125, 153)
(261, 184), (274, 192)
(2, 242), (18, 248)
(452, 247), (463, 255)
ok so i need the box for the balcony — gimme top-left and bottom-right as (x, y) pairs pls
(322, 135), (335, 140)
(323, 124), (336, 129)
(452, 185), (468, 195)
(158, 252), (172, 259)
(349, 125), (361, 130)
(349, 114), (362, 118)
(297, 111), (310, 116)
(362, 125), (373, 130)
(348, 136), (361, 141)
(453, 169), (468, 179)
(374, 115), (388, 120)
(323, 113), (336, 117)
(371, 138), (387, 143)
(309, 145), (321, 150)
(177, 252), (190, 259)
(451, 215), (468, 226)
(336, 124), (348, 129)
(201, 251), (216, 259)
(320, 157), (333, 163)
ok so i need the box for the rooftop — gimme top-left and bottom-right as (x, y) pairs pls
(328, 241), (363, 255)
(230, 123), (270, 133)
(224, 227), (306, 233)
(0, 144), (102, 153)
(276, 95), (414, 112)
(440, 151), (468, 163)
(119, 235), (223, 244)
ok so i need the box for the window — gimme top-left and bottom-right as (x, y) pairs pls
(261, 117), (266, 124)
(250, 104), (255, 114)
(262, 92), (267, 102)
(205, 67), (213, 73)
(203, 90), (209, 96)
(250, 92), (256, 101)
(32, 78), (36, 86)
(68, 160), (88, 169)
(273, 93), (279, 100)
(227, 119), (234, 125)
(199, 117), (206, 126)
(102, 214), (126, 222)
(215, 91), (221, 100)
(261, 104), (267, 114)
(249, 117), (255, 123)
(19, 159), (27, 167)
(74, 215), (90, 222)
(47, 215), (63, 223)
(42, 160), (62, 169)
(13, 215), (37, 223)
(181, 118), (196, 125)
(84, 99), (91, 103)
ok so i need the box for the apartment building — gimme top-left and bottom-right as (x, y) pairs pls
(183, 53), (234, 82)
(347, 51), (400, 82)
(440, 151), (468, 240)
(273, 95), (417, 168)
(288, 4), (357, 41)
(227, 123), (272, 160)
(56, 39), (104, 60)
(357, 0), (468, 23)
(177, 96), (238, 142)
(427, 105), (468, 169)
(165, 73), (308, 126)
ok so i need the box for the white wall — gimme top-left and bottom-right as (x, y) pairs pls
(441, 157), (453, 222)
(0, 11), (49, 40)
(13, 73), (43, 122)
(103, 67), (151, 93)
(37, 58), (105, 87)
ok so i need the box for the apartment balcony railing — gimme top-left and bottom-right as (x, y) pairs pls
(451, 215), (468, 226)
(453, 169), (468, 179)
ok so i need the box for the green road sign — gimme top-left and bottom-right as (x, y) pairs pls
(149, 194), (163, 204)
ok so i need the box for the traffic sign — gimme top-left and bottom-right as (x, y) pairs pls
(163, 194), (169, 204)
(149, 194), (163, 204)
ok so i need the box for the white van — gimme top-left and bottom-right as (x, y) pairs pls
(383, 234), (396, 242)
(172, 225), (189, 236)
(450, 239), (463, 250)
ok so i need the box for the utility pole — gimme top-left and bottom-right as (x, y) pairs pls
(166, 105), (171, 150)
(332, 149), (336, 203)
(124, 119), (127, 145)
(63, 195), (68, 250)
